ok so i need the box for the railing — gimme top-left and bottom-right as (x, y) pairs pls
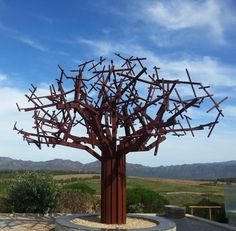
(189, 205), (223, 220)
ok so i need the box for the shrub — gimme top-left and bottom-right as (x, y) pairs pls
(62, 182), (96, 195)
(57, 190), (99, 213)
(0, 195), (7, 212)
(127, 188), (169, 213)
(4, 171), (59, 214)
(187, 198), (227, 223)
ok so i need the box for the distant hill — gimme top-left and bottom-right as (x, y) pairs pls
(0, 157), (236, 180)
(0, 157), (83, 172)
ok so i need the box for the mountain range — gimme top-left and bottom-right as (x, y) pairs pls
(0, 156), (236, 180)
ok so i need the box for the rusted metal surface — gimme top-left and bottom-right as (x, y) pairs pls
(14, 54), (226, 224)
(101, 153), (126, 224)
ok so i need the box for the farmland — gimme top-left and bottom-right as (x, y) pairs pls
(0, 171), (226, 206)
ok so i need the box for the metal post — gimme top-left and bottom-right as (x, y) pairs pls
(101, 153), (126, 224)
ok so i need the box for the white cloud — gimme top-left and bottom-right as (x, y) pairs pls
(144, 0), (221, 30)
(74, 38), (236, 89)
(0, 21), (48, 52)
(35, 14), (53, 24)
(223, 105), (236, 118)
(141, 0), (227, 43)
(127, 131), (236, 166)
(0, 87), (25, 114)
(148, 55), (236, 88)
(13, 35), (48, 52)
(0, 73), (7, 81)
(76, 38), (119, 56)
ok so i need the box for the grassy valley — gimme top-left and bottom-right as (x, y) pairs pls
(0, 170), (229, 218)
(77, 174), (225, 205)
(0, 171), (225, 203)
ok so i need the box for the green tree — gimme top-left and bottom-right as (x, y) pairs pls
(127, 188), (169, 213)
(4, 171), (59, 214)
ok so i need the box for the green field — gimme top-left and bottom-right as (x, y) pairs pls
(53, 172), (225, 206)
(78, 175), (225, 205)
(0, 171), (226, 206)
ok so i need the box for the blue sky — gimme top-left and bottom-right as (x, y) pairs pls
(0, 0), (235, 166)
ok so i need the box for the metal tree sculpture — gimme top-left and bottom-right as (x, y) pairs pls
(14, 54), (227, 224)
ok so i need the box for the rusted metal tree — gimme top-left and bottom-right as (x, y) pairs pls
(14, 54), (226, 224)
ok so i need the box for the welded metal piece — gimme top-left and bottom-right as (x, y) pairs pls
(14, 55), (226, 224)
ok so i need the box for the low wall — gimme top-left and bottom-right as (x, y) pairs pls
(55, 214), (176, 231)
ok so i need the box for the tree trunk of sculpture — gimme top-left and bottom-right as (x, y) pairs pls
(101, 152), (126, 224)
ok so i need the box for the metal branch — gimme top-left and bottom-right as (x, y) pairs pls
(15, 55), (226, 160)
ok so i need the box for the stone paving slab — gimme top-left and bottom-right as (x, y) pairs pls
(0, 214), (55, 231)
(0, 213), (236, 231)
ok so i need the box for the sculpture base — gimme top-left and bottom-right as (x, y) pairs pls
(55, 214), (176, 231)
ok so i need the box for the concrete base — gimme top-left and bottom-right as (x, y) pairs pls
(165, 205), (186, 219)
(228, 212), (236, 227)
(55, 214), (176, 231)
